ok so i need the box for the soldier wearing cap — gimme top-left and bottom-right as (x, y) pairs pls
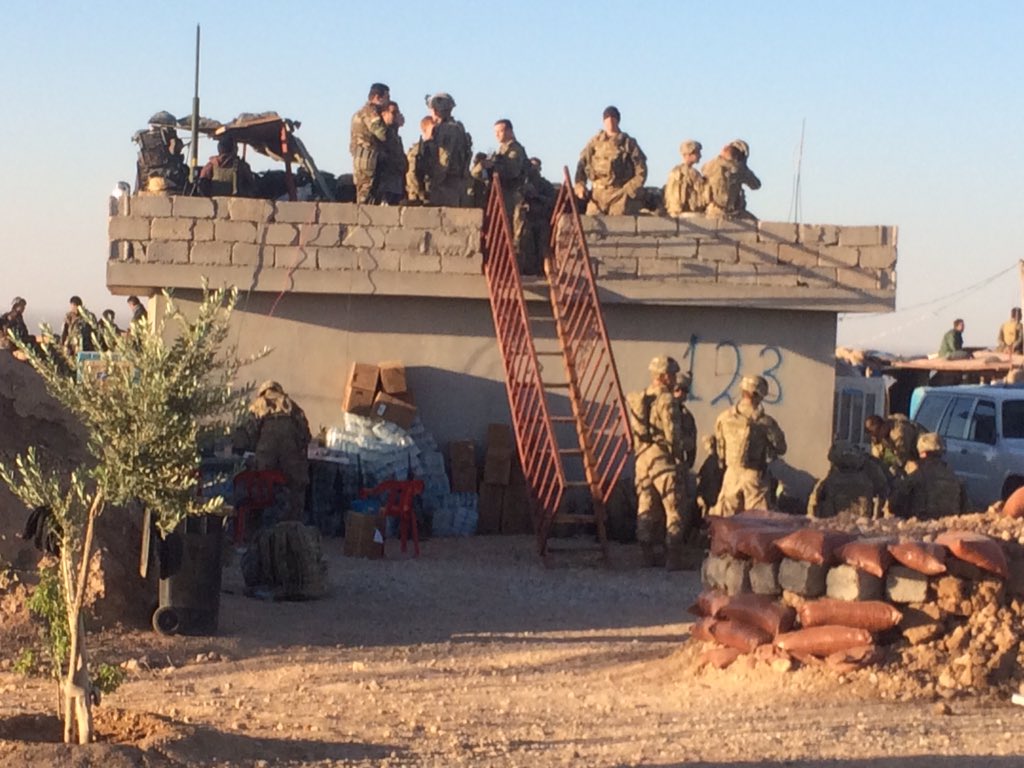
(664, 140), (706, 216)
(350, 83), (391, 204)
(574, 106), (648, 216)
(426, 92), (473, 207)
(627, 356), (689, 569)
(702, 139), (761, 219)
(888, 433), (966, 519)
(0, 296), (34, 353)
(234, 381), (313, 522)
(713, 375), (787, 515)
(807, 440), (888, 519)
(864, 413), (921, 478)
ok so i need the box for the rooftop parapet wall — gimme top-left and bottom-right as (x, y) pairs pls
(107, 196), (896, 312)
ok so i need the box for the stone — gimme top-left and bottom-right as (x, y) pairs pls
(193, 219), (215, 241)
(130, 195), (173, 218)
(316, 248), (357, 271)
(836, 268), (879, 291)
(697, 243), (738, 263)
(190, 242), (232, 265)
(826, 564), (883, 601)
(838, 226), (882, 247)
(359, 249), (402, 272)
(400, 206), (443, 229)
(215, 220), (257, 243)
(817, 245), (859, 268)
(886, 565), (930, 604)
(717, 263), (758, 285)
(749, 561), (781, 596)
(109, 217), (152, 241)
(226, 197), (273, 222)
(758, 221), (797, 243)
(307, 224), (342, 248)
(440, 255), (483, 275)
(273, 201), (318, 224)
(635, 216), (677, 236)
(147, 241), (189, 264)
(150, 217), (193, 241)
(736, 241), (778, 265)
(399, 254), (441, 273)
(903, 623), (943, 645)
(273, 246), (315, 269)
(172, 197), (216, 218)
(318, 203), (362, 225)
(935, 575), (972, 615)
(858, 245), (896, 269)
(263, 223), (299, 247)
(777, 243), (819, 268)
(342, 226), (383, 249)
(778, 557), (826, 597)
(232, 243), (268, 267)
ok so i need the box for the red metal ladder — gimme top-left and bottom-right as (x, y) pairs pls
(481, 169), (632, 560)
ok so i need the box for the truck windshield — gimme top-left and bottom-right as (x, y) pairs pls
(1003, 400), (1024, 438)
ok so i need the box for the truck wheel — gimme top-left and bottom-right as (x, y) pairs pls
(152, 606), (181, 636)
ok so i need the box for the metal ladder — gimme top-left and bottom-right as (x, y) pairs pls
(481, 169), (632, 560)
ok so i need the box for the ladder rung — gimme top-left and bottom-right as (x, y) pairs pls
(534, 349), (563, 355)
(564, 481), (593, 489)
(553, 514), (597, 525)
(558, 449), (583, 455)
(542, 382), (572, 388)
(528, 316), (556, 322)
(550, 416), (576, 423)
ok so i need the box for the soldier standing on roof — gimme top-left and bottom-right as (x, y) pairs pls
(702, 139), (761, 219)
(713, 375), (787, 515)
(475, 119), (530, 268)
(378, 101), (407, 205)
(574, 106), (647, 216)
(628, 356), (689, 570)
(664, 140), (706, 216)
(425, 92), (472, 207)
(350, 83), (391, 204)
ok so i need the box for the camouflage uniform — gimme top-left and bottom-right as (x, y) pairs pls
(235, 381), (312, 522)
(574, 131), (647, 215)
(664, 141), (706, 216)
(350, 102), (388, 204)
(521, 165), (556, 276)
(807, 442), (887, 518)
(713, 378), (787, 515)
(702, 150), (761, 219)
(997, 318), (1022, 353)
(490, 138), (530, 269)
(428, 118), (472, 207)
(406, 137), (435, 204)
(60, 306), (97, 358)
(888, 433), (966, 520)
(870, 414), (920, 477)
(377, 124), (407, 204)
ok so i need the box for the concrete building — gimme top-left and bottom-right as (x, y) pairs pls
(107, 194), (896, 498)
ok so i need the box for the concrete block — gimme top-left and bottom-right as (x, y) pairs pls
(263, 223), (299, 247)
(635, 215), (677, 236)
(385, 228), (430, 252)
(886, 565), (930, 603)
(677, 215), (716, 239)
(360, 205), (402, 227)
(737, 241), (778, 265)
(273, 246), (315, 269)
(232, 243), (268, 267)
(778, 243), (819, 267)
(342, 226), (384, 249)
(677, 262), (718, 282)
(859, 245), (896, 269)
(703, 554), (750, 596)
(215, 220), (257, 243)
(717, 263), (758, 285)
(577, 214), (606, 237)
(359, 249), (402, 272)
(880, 270), (896, 290)
(797, 267), (837, 287)
(587, 243), (618, 262)
(440, 207), (483, 231)
(838, 225), (882, 247)
(190, 242), (232, 266)
(817, 245), (859, 268)
(148, 240), (189, 264)
(758, 221), (797, 243)
(400, 253), (442, 273)
(319, 203), (361, 225)
(826, 564), (883, 601)
(638, 258), (682, 277)
(697, 243), (738, 263)
(881, 225), (898, 246)
(227, 197), (273, 222)
(796, 224), (839, 246)
(273, 201), (318, 224)
(150, 217), (193, 240)
(601, 216), (637, 236)
(430, 230), (475, 257)
(307, 224), (342, 248)
(130, 195), (173, 217)
(778, 557), (826, 597)
(656, 239), (698, 260)
(193, 219), (214, 241)
(109, 216), (152, 241)
(317, 248), (357, 270)
(400, 206), (443, 229)
(749, 561), (781, 596)
(441, 254), (483, 274)
(836, 267), (879, 291)
(598, 256), (638, 277)
(756, 266), (800, 287)
(109, 241), (133, 261)
(711, 218), (759, 243)
(172, 196), (217, 218)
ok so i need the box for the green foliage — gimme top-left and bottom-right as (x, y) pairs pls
(93, 663), (125, 695)
(26, 562), (70, 681)
(13, 648), (37, 676)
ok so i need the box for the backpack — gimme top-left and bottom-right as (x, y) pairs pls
(626, 390), (657, 448)
(242, 521), (326, 600)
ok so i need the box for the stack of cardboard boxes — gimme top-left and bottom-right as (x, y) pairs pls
(342, 361), (418, 430)
(454, 424), (532, 535)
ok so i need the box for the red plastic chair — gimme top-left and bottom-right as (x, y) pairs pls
(233, 469), (288, 544)
(360, 479), (425, 556)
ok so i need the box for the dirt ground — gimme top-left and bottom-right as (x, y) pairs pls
(2, 535), (1024, 768)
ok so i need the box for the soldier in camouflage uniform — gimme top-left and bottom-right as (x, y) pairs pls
(574, 106), (647, 216)
(888, 432), (967, 519)
(60, 295), (97, 359)
(807, 441), (888, 519)
(702, 139), (761, 219)
(234, 381), (312, 522)
(864, 413), (921, 478)
(713, 375), (787, 515)
(426, 92), (472, 207)
(521, 158), (557, 276)
(377, 101), (407, 205)
(349, 82), (390, 204)
(476, 119), (530, 268)
(663, 140), (706, 216)
(628, 356), (688, 569)
(406, 116), (436, 204)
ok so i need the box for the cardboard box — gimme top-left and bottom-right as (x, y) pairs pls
(391, 390), (415, 406)
(343, 511), (384, 559)
(349, 362), (380, 392)
(477, 483), (505, 535)
(500, 462), (533, 534)
(342, 382), (376, 415)
(378, 361), (408, 395)
(372, 391), (418, 430)
(448, 440), (477, 493)
(483, 423), (515, 485)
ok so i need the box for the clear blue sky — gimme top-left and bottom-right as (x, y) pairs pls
(2, 0), (1022, 354)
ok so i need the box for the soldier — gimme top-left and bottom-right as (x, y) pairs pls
(406, 116), (436, 204)
(627, 356), (689, 569)
(864, 414), (920, 478)
(467, 153), (490, 208)
(671, 371), (701, 541)
(378, 101), (407, 205)
(234, 381), (312, 522)
(521, 157), (557, 276)
(132, 111), (188, 194)
(60, 295), (97, 359)
(198, 136), (257, 197)
(426, 92), (472, 207)
(888, 433), (967, 519)
(574, 106), (647, 215)
(0, 297), (33, 353)
(937, 318), (967, 359)
(663, 140), (706, 216)
(807, 441), (888, 519)
(349, 82), (390, 204)
(996, 307), (1022, 354)
(702, 139), (761, 219)
(477, 119), (530, 268)
(713, 375), (787, 515)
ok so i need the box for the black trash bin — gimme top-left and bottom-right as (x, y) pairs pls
(153, 514), (224, 635)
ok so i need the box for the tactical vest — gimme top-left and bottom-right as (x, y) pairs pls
(210, 164), (239, 196)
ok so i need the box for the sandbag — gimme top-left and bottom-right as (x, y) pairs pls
(710, 619), (771, 654)
(935, 531), (1009, 579)
(798, 598), (903, 632)
(774, 625), (873, 657)
(888, 540), (947, 575)
(687, 590), (730, 618)
(731, 525), (792, 563)
(699, 647), (742, 670)
(775, 528), (856, 566)
(691, 617), (718, 643)
(837, 537), (894, 578)
(709, 513), (803, 557)
(720, 594), (796, 637)
(1003, 486), (1024, 519)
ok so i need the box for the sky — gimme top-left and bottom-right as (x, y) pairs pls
(2, 0), (1023, 355)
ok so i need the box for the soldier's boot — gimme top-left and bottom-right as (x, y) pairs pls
(640, 542), (657, 568)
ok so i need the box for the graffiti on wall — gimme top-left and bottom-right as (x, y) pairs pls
(679, 334), (785, 406)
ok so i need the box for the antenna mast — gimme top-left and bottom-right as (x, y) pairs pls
(789, 118), (805, 223)
(189, 25), (201, 187)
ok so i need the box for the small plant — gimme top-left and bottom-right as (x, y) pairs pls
(26, 561), (70, 682)
(92, 663), (125, 696)
(13, 648), (37, 676)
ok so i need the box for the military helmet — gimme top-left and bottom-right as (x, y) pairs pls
(740, 375), (768, 398)
(648, 356), (680, 376)
(729, 139), (750, 158)
(148, 110), (178, 127)
(679, 140), (702, 157)
(427, 92), (456, 113)
(674, 371), (693, 391)
(827, 440), (864, 470)
(257, 380), (284, 397)
(11, 296), (26, 309)
(917, 432), (945, 454)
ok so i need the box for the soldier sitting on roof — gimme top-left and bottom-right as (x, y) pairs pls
(133, 111), (189, 194)
(199, 136), (257, 197)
